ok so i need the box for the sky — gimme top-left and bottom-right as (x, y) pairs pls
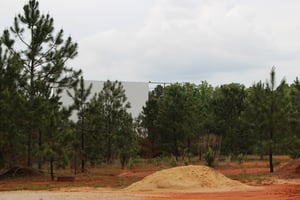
(1, 0), (300, 87)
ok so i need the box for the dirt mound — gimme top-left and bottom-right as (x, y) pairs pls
(0, 166), (43, 179)
(275, 157), (300, 178)
(124, 165), (252, 192)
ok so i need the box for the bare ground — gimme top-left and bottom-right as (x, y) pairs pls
(1, 183), (300, 200)
(1, 157), (300, 200)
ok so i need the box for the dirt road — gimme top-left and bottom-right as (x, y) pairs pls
(1, 184), (299, 200)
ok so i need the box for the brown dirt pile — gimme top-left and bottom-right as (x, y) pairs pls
(275, 157), (300, 178)
(124, 165), (252, 192)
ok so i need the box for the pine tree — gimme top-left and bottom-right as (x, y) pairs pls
(141, 85), (163, 157)
(157, 83), (185, 160)
(212, 83), (246, 155)
(0, 42), (26, 166)
(67, 76), (92, 173)
(1, 0), (81, 167)
(101, 80), (131, 163)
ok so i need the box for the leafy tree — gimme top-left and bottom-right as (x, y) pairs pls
(67, 76), (92, 173)
(1, 0), (81, 167)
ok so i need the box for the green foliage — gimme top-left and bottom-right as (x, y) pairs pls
(118, 112), (138, 169)
(204, 147), (215, 167)
(282, 135), (300, 159)
(83, 80), (137, 168)
(141, 86), (161, 157)
(67, 76), (92, 172)
(183, 157), (189, 166)
(243, 67), (290, 172)
(212, 83), (246, 155)
(0, 0), (81, 168)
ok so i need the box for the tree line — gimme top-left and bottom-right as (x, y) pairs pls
(141, 68), (300, 172)
(1, 0), (300, 176)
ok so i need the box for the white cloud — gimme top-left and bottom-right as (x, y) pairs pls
(2, 0), (300, 86)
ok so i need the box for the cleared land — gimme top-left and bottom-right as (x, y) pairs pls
(1, 156), (300, 200)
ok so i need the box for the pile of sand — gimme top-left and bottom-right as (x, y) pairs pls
(124, 165), (252, 192)
(275, 158), (300, 179)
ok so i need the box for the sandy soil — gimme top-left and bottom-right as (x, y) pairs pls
(0, 184), (300, 200)
(1, 158), (300, 200)
(0, 189), (146, 200)
(125, 165), (251, 192)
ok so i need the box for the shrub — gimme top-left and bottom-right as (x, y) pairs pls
(204, 147), (215, 167)
(169, 156), (177, 167)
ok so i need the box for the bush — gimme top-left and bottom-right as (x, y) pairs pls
(169, 156), (177, 167)
(204, 147), (215, 167)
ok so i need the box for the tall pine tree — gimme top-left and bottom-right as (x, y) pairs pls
(67, 76), (92, 173)
(1, 0), (81, 167)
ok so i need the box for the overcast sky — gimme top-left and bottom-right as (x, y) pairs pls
(1, 0), (300, 87)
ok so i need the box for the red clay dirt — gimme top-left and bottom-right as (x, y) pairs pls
(1, 159), (300, 200)
(2, 183), (299, 200)
(275, 157), (300, 178)
(140, 184), (300, 200)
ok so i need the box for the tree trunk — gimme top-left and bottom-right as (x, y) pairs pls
(74, 153), (77, 175)
(27, 130), (32, 167)
(269, 96), (274, 173)
(50, 157), (54, 181)
(173, 128), (179, 161)
(198, 136), (202, 160)
(187, 137), (191, 157)
(151, 137), (155, 158)
(81, 115), (85, 173)
(269, 147), (273, 173)
(38, 129), (42, 169)
(269, 127), (274, 173)
(81, 159), (85, 173)
(107, 134), (112, 164)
